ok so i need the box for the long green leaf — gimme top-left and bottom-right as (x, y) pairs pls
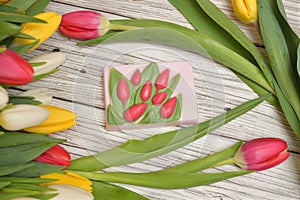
(85, 23), (273, 94)
(0, 132), (65, 147)
(11, 162), (64, 177)
(26, 0), (50, 16)
(0, 21), (21, 41)
(0, 182), (10, 189)
(0, 177), (54, 184)
(0, 142), (58, 166)
(169, 0), (274, 88)
(68, 94), (269, 171)
(297, 44), (300, 78)
(74, 170), (252, 189)
(0, 163), (33, 176)
(92, 181), (149, 200)
(269, 0), (300, 68)
(258, 0), (300, 121)
(0, 12), (45, 23)
(6, 0), (37, 10)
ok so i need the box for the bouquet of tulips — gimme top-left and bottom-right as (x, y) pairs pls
(0, 0), (295, 199)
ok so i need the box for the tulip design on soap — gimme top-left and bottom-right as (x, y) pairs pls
(107, 62), (182, 127)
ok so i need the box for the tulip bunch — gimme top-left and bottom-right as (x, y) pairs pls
(107, 62), (182, 126)
(74, 0), (300, 140)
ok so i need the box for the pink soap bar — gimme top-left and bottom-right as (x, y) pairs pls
(103, 61), (198, 131)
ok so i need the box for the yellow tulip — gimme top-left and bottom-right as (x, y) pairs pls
(0, 0), (10, 3)
(40, 172), (93, 193)
(24, 105), (76, 134)
(232, 0), (257, 24)
(15, 12), (62, 51)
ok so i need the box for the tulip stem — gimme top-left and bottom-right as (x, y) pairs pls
(109, 23), (140, 31)
(213, 157), (235, 167)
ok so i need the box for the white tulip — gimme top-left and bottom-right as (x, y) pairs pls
(0, 86), (8, 110)
(47, 184), (94, 200)
(29, 52), (67, 76)
(18, 88), (52, 104)
(0, 104), (49, 131)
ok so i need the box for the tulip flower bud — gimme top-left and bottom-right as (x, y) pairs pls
(155, 69), (170, 92)
(160, 96), (177, 119)
(232, 0), (257, 24)
(18, 88), (52, 104)
(28, 52), (67, 76)
(0, 47), (34, 85)
(140, 80), (152, 102)
(123, 103), (147, 122)
(15, 12), (62, 51)
(34, 144), (71, 167)
(0, 86), (8, 110)
(131, 69), (141, 86)
(47, 184), (94, 200)
(59, 10), (110, 40)
(40, 172), (93, 193)
(117, 77), (130, 105)
(24, 105), (76, 134)
(0, 104), (49, 131)
(234, 138), (290, 171)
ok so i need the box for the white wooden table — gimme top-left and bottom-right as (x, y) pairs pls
(14, 0), (300, 199)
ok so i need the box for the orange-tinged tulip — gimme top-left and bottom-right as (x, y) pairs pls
(15, 12), (62, 51)
(40, 172), (92, 192)
(24, 105), (76, 134)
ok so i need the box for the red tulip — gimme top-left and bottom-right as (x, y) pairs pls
(234, 138), (290, 171)
(34, 144), (71, 167)
(140, 80), (152, 102)
(131, 69), (141, 86)
(152, 92), (167, 105)
(0, 47), (33, 85)
(123, 103), (147, 122)
(59, 10), (110, 40)
(155, 69), (170, 92)
(160, 96), (177, 119)
(117, 78), (130, 105)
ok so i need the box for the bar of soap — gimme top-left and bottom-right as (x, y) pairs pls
(103, 61), (198, 131)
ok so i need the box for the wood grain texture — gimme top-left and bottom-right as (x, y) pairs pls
(10, 0), (300, 199)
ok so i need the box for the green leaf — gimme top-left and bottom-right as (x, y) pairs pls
(87, 21), (274, 94)
(161, 141), (242, 173)
(189, 0), (274, 87)
(258, 0), (300, 121)
(0, 132), (65, 148)
(68, 94), (269, 171)
(8, 96), (42, 105)
(25, 0), (50, 16)
(0, 177), (54, 184)
(0, 163), (33, 176)
(13, 32), (36, 40)
(0, 190), (41, 200)
(0, 12), (45, 23)
(74, 170), (252, 189)
(0, 21), (21, 41)
(92, 181), (149, 200)
(11, 162), (64, 177)
(0, 142), (58, 167)
(168, 0), (256, 64)
(30, 61), (47, 67)
(0, 4), (25, 14)
(297, 44), (300, 78)
(9, 39), (39, 55)
(5, 183), (55, 192)
(6, 0), (37, 10)
(33, 68), (60, 81)
(141, 62), (160, 84)
(269, 0), (300, 68)
(0, 182), (10, 189)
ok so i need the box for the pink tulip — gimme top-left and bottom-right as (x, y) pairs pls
(131, 69), (141, 86)
(140, 80), (152, 102)
(160, 96), (177, 119)
(123, 103), (147, 122)
(155, 69), (170, 92)
(0, 47), (33, 85)
(117, 78), (130, 105)
(234, 138), (290, 171)
(59, 10), (110, 40)
(34, 144), (71, 167)
(152, 92), (167, 105)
